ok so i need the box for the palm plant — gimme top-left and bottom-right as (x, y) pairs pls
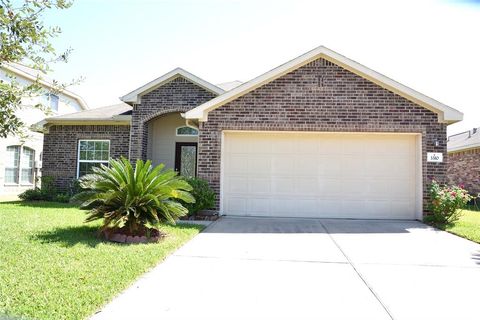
(73, 157), (195, 236)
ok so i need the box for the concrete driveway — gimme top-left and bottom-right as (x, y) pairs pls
(92, 217), (480, 320)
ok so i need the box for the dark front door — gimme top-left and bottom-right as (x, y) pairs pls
(175, 142), (197, 177)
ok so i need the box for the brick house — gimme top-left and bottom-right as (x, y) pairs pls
(35, 46), (463, 220)
(447, 128), (480, 196)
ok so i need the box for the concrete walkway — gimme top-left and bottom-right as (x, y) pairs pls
(91, 217), (480, 320)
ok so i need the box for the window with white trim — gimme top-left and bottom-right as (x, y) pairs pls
(21, 147), (35, 184)
(4, 145), (35, 185)
(77, 140), (110, 178)
(42, 93), (59, 112)
(176, 126), (198, 136)
(5, 146), (20, 184)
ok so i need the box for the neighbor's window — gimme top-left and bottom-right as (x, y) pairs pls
(5, 146), (20, 184)
(42, 93), (59, 112)
(21, 147), (35, 184)
(77, 140), (110, 178)
(176, 126), (198, 136)
(4, 145), (35, 185)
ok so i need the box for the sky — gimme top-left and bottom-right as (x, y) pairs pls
(42, 0), (480, 135)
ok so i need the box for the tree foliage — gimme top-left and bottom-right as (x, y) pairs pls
(0, 0), (73, 138)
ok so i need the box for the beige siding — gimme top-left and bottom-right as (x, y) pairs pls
(0, 68), (84, 195)
(147, 112), (197, 169)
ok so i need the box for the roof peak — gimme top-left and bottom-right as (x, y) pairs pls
(120, 68), (224, 104)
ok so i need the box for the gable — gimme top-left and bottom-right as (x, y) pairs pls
(184, 46), (462, 123)
(121, 68), (224, 104)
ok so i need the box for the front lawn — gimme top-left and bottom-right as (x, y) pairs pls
(0, 201), (203, 320)
(436, 209), (480, 243)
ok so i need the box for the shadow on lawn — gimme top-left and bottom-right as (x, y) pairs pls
(31, 225), (104, 248)
(31, 223), (203, 248)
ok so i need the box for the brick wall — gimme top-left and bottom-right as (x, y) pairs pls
(198, 58), (447, 214)
(42, 125), (130, 190)
(447, 149), (480, 195)
(129, 77), (216, 161)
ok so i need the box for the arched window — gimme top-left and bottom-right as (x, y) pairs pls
(4, 145), (35, 184)
(176, 126), (198, 136)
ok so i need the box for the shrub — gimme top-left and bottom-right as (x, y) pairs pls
(428, 180), (472, 224)
(180, 177), (216, 216)
(73, 158), (195, 235)
(18, 188), (44, 201)
(54, 193), (71, 203)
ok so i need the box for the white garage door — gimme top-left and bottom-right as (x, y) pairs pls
(222, 132), (418, 219)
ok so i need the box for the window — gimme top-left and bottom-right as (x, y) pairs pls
(77, 140), (110, 178)
(4, 145), (35, 185)
(176, 126), (198, 136)
(21, 147), (35, 184)
(42, 93), (59, 112)
(5, 146), (20, 184)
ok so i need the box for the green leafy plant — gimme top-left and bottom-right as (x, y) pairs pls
(73, 158), (195, 236)
(180, 177), (216, 216)
(427, 180), (472, 224)
(19, 175), (58, 201)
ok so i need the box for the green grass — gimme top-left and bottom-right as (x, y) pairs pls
(0, 201), (204, 320)
(438, 209), (480, 243)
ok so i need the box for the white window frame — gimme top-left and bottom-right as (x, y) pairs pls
(176, 125), (199, 137)
(4, 145), (35, 186)
(77, 139), (110, 178)
(20, 147), (35, 184)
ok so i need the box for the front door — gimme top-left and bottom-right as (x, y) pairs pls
(175, 142), (197, 177)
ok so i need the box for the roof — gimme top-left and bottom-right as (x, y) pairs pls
(121, 67), (224, 104)
(1, 62), (89, 110)
(32, 103), (131, 131)
(216, 80), (243, 91)
(184, 45), (463, 123)
(448, 128), (480, 153)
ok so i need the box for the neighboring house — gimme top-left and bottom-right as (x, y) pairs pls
(35, 46), (463, 220)
(447, 128), (480, 196)
(0, 63), (88, 196)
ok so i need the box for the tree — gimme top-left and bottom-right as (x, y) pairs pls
(0, 0), (73, 138)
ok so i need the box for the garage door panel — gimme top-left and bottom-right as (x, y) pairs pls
(247, 156), (271, 174)
(318, 178), (344, 196)
(272, 156), (295, 175)
(226, 155), (248, 174)
(318, 138), (343, 155)
(226, 176), (248, 193)
(272, 177), (294, 194)
(247, 198), (270, 215)
(318, 156), (343, 177)
(223, 132), (417, 219)
(249, 177), (271, 194)
(295, 178), (318, 195)
(272, 137), (295, 154)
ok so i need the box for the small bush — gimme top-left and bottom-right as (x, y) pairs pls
(427, 180), (472, 224)
(54, 193), (71, 203)
(180, 177), (215, 216)
(18, 188), (44, 201)
(18, 176), (79, 203)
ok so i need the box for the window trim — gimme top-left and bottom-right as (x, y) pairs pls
(175, 126), (199, 137)
(77, 139), (110, 178)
